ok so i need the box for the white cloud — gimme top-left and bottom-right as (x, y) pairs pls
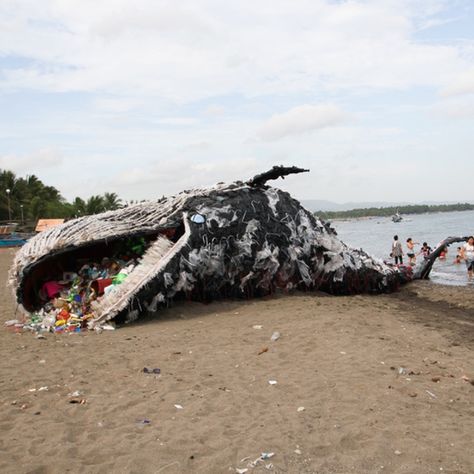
(257, 104), (347, 141)
(440, 69), (474, 97)
(0, 1), (471, 100)
(0, 148), (63, 174)
(93, 97), (144, 113)
(106, 157), (261, 199)
(181, 141), (212, 152)
(154, 117), (198, 126)
(431, 98), (474, 119)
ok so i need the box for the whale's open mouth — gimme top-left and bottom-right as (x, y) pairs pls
(17, 218), (190, 329)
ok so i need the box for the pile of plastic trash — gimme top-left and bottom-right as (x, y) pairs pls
(7, 237), (149, 334)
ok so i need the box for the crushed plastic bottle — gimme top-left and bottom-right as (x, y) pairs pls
(270, 331), (280, 342)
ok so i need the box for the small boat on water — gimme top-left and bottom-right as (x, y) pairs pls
(0, 235), (27, 247)
(392, 212), (403, 223)
(0, 224), (28, 247)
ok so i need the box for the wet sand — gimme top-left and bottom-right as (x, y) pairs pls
(0, 248), (473, 473)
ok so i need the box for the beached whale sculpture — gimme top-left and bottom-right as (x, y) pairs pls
(9, 166), (466, 328)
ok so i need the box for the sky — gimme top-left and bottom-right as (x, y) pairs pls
(0, 0), (473, 204)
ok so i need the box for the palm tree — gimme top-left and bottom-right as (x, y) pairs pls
(103, 192), (122, 211)
(85, 195), (105, 215)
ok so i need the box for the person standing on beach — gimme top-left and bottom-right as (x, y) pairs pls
(406, 238), (417, 265)
(460, 236), (474, 280)
(391, 235), (403, 265)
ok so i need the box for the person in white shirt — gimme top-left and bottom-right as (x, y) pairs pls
(460, 236), (474, 280)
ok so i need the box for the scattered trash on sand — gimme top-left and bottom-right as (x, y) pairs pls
(426, 390), (437, 399)
(236, 452), (276, 471)
(252, 325), (263, 330)
(143, 367), (161, 374)
(258, 347), (268, 355)
(297, 406), (305, 412)
(174, 404), (183, 410)
(270, 331), (280, 342)
(268, 380), (277, 385)
(28, 386), (48, 392)
(69, 398), (86, 405)
(136, 418), (151, 426)
(4, 320), (19, 327)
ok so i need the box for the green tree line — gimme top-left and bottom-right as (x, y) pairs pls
(0, 169), (123, 224)
(316, 203), (474, 220)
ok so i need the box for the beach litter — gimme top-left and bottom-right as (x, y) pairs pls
(174, 404), (183, 410)
(136, 418), (151, 426)
(258, 347), (268, 355)
(270, 331), (280, 342)
(237, 452), (276, 471)
(268, 380), (277, 385)
(297, 406), (305, 412)
(69, 398), (87, 404)
(252, 325), (263, 330)
(9, 237), (149, 335)
(4, 320), (19, 327)
(143, 367), (161, 374)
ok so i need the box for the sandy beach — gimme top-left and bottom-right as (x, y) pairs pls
(0, 248), (473, 474)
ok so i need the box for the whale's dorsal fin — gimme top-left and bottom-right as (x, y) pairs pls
(247, 165), (309, 187)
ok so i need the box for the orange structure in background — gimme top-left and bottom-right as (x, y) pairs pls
(35, 219), (65, 232)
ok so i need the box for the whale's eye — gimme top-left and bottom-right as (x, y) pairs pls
(190, 213), (206, 224)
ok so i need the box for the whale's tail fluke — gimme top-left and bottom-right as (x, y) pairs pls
(413, 236), (468, 280)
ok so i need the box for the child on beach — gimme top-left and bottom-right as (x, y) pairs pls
(406, 238), (417, 265)
(460, 236), (474, 280)
(420, 242), (432, 260)
(454, 247), (463, 264)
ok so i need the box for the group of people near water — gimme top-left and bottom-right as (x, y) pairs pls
(391, 235), (474, 280)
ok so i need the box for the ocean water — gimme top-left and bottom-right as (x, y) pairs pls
(331, 210), (474, 287)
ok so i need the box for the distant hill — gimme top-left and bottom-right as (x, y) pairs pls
(314, 203), (474, 220)
(301, 199), (474, 213)
(301, 200), (408, 212)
